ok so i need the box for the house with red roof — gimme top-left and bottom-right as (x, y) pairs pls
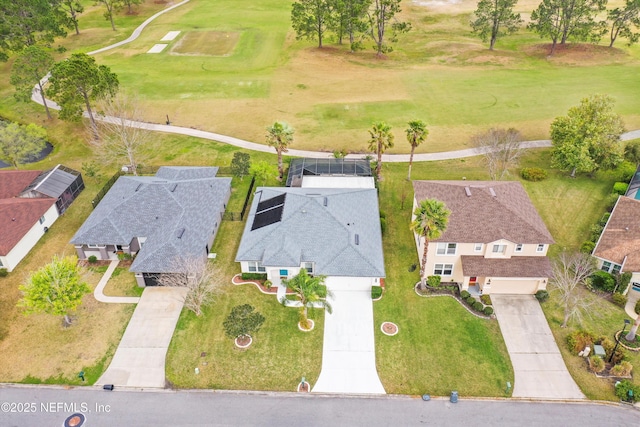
(0, 165), (83, 272)
(412, 181), (554, 295)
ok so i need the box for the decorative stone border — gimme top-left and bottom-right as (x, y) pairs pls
(297, 381), (311, 392)
(615, 330), (640, 352)
(414, 283), (492, 320)
(234, 335), (252, 349)
(231, 274), (294, 296)
(298, 320), (315, 332)
(381, 322), (398, 336)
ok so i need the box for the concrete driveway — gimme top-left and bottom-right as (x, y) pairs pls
(97, 287), (187, 388)
(491, 295), (585, 399)
(312, 278), (386, 394)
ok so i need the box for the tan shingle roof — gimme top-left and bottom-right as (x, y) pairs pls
(593, 196), (640, 271)
(0, 170), (41, 199)
(0, 198), (56, 255)
(460, 255), (552, 278)
(412, 181), (554, 244)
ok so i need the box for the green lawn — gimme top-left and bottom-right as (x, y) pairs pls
(541, 287), (640, 400)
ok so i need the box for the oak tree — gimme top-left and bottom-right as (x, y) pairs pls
(18, 256), (91, 327)
(291, 0), (334, 48)
(551, 94), (625, 177)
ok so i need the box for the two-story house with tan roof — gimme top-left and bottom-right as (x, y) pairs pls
(412, 181), (554, 295)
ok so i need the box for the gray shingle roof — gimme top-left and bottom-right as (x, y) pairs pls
(412, 181), (554, 244)
(236, 187), (385, 277)
(70, 166), (230, 274)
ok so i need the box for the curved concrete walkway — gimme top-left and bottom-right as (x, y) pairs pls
(625, 288), (640, 319)
(94, 259), (140, 304)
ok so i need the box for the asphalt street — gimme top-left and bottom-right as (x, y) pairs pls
(1, 385), (639, 426)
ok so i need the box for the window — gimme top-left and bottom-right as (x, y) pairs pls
(247, 261), (266, 273)
(433, 263), (453, 275)
(0, 258), (3, 267)
(39, 215), (46, 224)
(515, 244), (523, 252)
(492, 244), (506, 254)
(87, 244), (99, 249)
(304, 262), (314, 274)
(536, 244), (545, 252)
(436, 243), (457, 255)
(601, 261), (622, 274)
(474, 243), (483, 252)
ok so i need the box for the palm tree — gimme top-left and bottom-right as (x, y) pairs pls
(266, 121), (294, 181)
(281, 269), (333, 329)
(410, 199), (450, 290)
(405, 120), (428, 181)
(626, 316), (640, 342)
(368, 121), (394, 180)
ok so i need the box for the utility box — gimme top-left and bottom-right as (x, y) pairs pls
(450, 391), (458, 403)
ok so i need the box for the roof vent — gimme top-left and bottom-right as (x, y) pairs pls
(355, 234), (360, 245)
(176, 228), (185, 239)
(464, 187), (471, 197)
(489, 187), (496, 197)
(170, 183), (178, 192)
(135, 183), (143, 192)
(323, 197), (328, 207)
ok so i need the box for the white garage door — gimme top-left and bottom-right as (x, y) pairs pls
(325, 276), (374, 292)
(489, 278), (540, 295)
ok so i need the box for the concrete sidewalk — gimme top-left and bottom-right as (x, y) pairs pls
(492, 295), (585, 400)
(93, 259), (140, 304)
(312, 280), (385, 394)
(97, 287), (187, 388)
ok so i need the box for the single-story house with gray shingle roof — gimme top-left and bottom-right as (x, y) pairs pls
(70, 166), (231, 287)
(592, 196), (640, 295)
(412, 181), (554, 295)
(235, 186), (385, 291)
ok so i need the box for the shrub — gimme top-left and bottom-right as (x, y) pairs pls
(613, 182), (629, 195)
(610, 361), (633, 377)
(427, 275), (441, 288)
(567, 330), (596, 355)
(264, 280), (272, 289)
(483, 306), (494, 316)
(591, 271), (616, 293)
(371, 286), (383, 299)
(615, 380), (640, 403)
(460, 290), (470, 299)
(605, 193), (619, 212)
(616, 271), (632, 294)
(520, 167), (548, 181)
(0, 268), (8, 277)
(612, 293), (628, 308)
(465, 296), (476, 305)
(617, 160), (637, 182)
(379, 211), (386, 219)
(88, 255), (98, 264)
(580, 241), (595, 254)
(588, 355), (605, 373)
(535, 289), (549, 302)
(480, 294), (492, 305)
(117, 252), (132, 261)
(379, 217), (387, 235)
(472, 301), (484, 312)
(599, 336), (627, 365)
(635, 299), (640, 315)
(241, 273), (268, 281)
